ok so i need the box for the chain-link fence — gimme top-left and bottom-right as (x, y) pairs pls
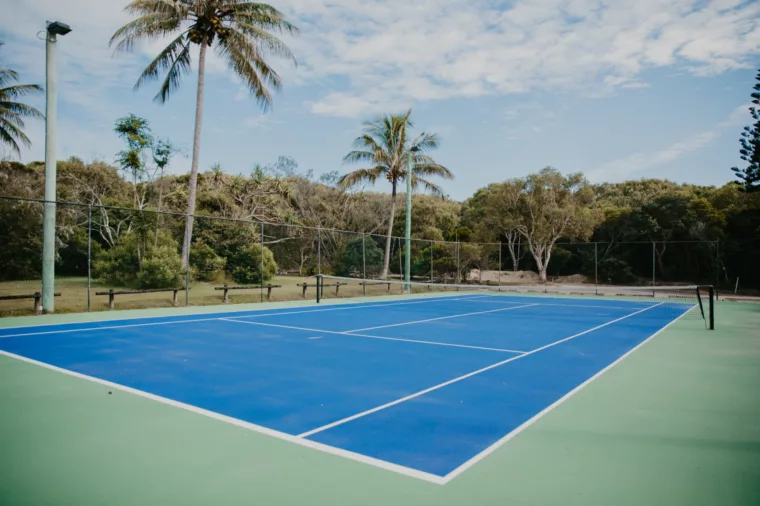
(0, 195), (752, 316)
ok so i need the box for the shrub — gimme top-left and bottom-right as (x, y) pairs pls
(598, 256), (635, 284)
(191, 242), (226, 282)
(546, 246), (572, 276)
(137, 246), (185, 288)
(335, 237), (383, 278)
(92, 236), (141, 285)
(227, 244), (277, 284)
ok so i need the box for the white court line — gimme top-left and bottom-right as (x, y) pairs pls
(455, 299), (658, 311)
(296, 302), (665, 439)
(347, 303), (539, 333)
(441, 305), (689, 483)
(221, 318), (526, 354)
(307, 336), (324, 340)
(0, 317), (224, 339)
(0, 349), (445, 485)
(0, 294), (494, 340)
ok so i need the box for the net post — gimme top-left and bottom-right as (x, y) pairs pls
(87, 205), (92, 312)
(708, 286), (715, 330)
(316, 274), (322, 304)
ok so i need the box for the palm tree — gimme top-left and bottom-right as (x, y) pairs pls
(339, 109), (453, 279)
(110, 0), (298, 267)
(0, 43), (43, 157)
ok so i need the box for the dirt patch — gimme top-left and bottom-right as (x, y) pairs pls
(551, 273), (590, 284)
(468, 270), (541, 284)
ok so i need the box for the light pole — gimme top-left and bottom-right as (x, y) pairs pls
(41, 21), (71, 314)
(405, 144), (420, 292)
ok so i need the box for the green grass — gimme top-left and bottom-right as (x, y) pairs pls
(0, 275), (417, 317)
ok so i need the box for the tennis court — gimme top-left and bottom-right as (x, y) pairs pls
(0, 278), (711, 484)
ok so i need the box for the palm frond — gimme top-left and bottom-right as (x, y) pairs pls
(109, 13), (183, 53)
(411, 131), (438, 152)
(215, 30), (277, 109)
(410, 175), (445, 197)
(0, 115), (30, 154)
(0, 83), (44, 101)
(232, 4), (299, 35)
(124, 0), (190, 16)
(132, 33), (192, 102)
(0, 68), (20, 88)
(0, 101), (44, 119)
(342, 149), (378, 165)
(337, 166), (387, 189)
(234, 22), (296, 62)
(0, 108), (26, 128)
(412, 159), (453, 179)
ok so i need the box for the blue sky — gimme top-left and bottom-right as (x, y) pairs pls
(2, 0), (759, 201)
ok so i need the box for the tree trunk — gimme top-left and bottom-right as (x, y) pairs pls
(505, 231), (520, 272)
(181, 42), (208, 269)
(528, 243), (547, 283)
(381, 180), (397, 279)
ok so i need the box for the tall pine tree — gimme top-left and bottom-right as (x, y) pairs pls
(732, 69), (760, 192)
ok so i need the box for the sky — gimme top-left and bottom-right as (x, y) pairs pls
(1, 0), (759, 201)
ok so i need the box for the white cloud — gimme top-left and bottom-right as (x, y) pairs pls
(278, 0), (760, 117)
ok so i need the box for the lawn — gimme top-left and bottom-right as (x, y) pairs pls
(0, 275), (416, 317)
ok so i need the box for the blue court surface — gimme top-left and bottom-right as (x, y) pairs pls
(0, 292), (696, 483)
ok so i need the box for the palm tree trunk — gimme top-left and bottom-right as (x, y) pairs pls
(181, 42), (207, 268)
(381, 181), (398, 279)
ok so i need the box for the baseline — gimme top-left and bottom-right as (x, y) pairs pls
(0, 349), (446, 485)
(0, 293), (496, 340)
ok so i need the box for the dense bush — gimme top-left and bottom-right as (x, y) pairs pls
(597, 256), (636, 284)
(190, 242), (226, 282)
(0, 199), (43, 280)
(92, 236), (141, 285)
(227, 244), (277, 284)
(93, 232), (182, 287)
(137, 246), (185, 288)
(335, 237), (383, 278)
(57, 227), (102, 276)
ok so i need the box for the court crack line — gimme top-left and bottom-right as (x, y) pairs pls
(296, 302), (665, 439)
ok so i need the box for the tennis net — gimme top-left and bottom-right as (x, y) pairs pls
(316, 275), (715, 329)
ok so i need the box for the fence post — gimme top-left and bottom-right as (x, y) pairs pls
(317, 226), (321, 276)
(594, 242), (598, 295)
(456, 238), (460, 284)
(185, 215), (190, 305)
(398, 237), (403, 281)
(362, 233), (367, 296)
(430, 240), (434, 282)
(87, 205), (92, 312)
(498, 242), (502, 286)
(260, 222), (265, 303)
(651, 241), (656, 288)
